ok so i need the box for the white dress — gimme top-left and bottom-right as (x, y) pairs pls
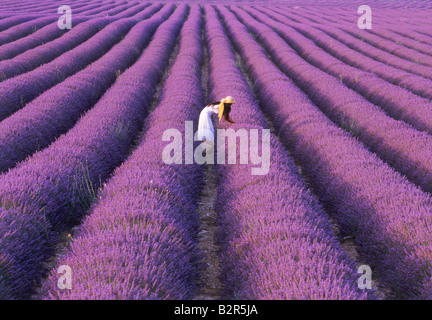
(197, 104), (219, 143)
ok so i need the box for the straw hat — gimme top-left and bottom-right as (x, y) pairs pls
(218, 96), (235, 121)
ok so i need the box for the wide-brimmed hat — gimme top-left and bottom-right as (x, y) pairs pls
(222, 96), (235, 104)
(218, 96), (235, 121)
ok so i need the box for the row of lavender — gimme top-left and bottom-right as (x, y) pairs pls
(0, 16), (99, 63)
(0, 1), (141, 39)
(2, 0), (432, 13)
(203, 5), (367, 299)
(2, 0), (430, 298)
(288, 6), (432, 33)
(256, 8), (432, 194)
(272, 14), (432, 100)
(35, 3), (369, 300)
(216, 4), (432, 298)
(318, 6), (432, 41)
(0, 0), (106, 14)
(0, 4), (169, 173)
(38, 4), (205, 299)
(256, 8), (432, 131)
(0, 17), (132, 91)
(0, 15), (104, 74)
(0, 16), (91, 61)
(235, 8), (432, 196)
(317, 8), (432, 64)
(277, 7), (432, 75)
(0, 3), (165, 120)
(272, 7), (432, 83)
(0, 1), (144, 17)
(0, 5), (161, 77)
(0, 3), (185, 299)
(0, 1), (372, 297)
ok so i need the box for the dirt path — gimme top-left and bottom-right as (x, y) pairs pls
(193, 163), (223, 300)
(193, 13), (224, 299)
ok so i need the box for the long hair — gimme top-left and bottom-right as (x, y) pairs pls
(207, 101), (235, 124)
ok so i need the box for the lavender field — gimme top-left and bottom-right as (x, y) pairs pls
(0, 0), (432, 300)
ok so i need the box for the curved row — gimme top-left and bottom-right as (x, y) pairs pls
(314, 6), (432, 53)
(38, 4), (205, 299)
(106, 2), (152, 19)
(235, 6), (432, 194)
(269, 7), (432, 81)
(0, 16), (38, 32)
(70, 1), (115, 15)
(259, 7), (432, 101)
(76, 1), (127, 17)
(58, 1), (115, 16)
(248, 7), (432, 134)
(100, 1), (136, 16)
(0, 3), (162, 81)
(0, 0), (97, 15)
(0, 3), (187, 299)
(204, 4), (367, 300)
(289, 6), (432, 38)
(0, 16), (89, 61)
(0, 14), (151, 120)
(0, 15), (58, 46)
(0, 4), (175, 173)
(217, 4), (432, 299)
(0, 17), (112, 81)
(267, 13), (432, 101)
(322, 14), (432, 65)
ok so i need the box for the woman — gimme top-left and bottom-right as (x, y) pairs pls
(197, 96), (235, 145)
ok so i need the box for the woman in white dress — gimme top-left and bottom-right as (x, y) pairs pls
(197, 96), (235, 145)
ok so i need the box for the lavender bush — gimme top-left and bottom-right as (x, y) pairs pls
(0, 4), (174, 173)
(233, 7), (432, 194)
(216, 4), (432, 299)
(0, 3), (186, 299)
(204, 4), (367, 300)
(1, 0), (432, 301)
(39, 4), (205, 299)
